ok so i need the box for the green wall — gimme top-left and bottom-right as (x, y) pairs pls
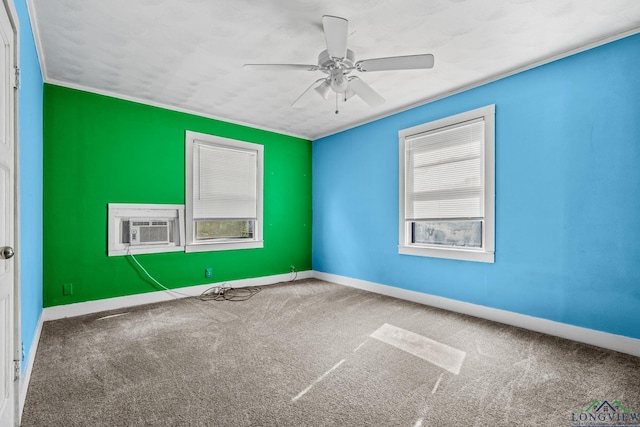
(43, 84), (312, 307)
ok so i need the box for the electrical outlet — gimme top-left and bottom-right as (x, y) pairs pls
(205, 268), (213, 278)
(290, 265), (296, 273)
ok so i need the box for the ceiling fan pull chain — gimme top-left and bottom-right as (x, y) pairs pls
(335, 93), (339, 114)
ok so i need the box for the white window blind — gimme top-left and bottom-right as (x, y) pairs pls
(193, 142), (257, 220)
(405, 118), (485, 221)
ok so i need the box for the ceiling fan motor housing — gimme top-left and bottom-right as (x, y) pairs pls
(318, 49), (355, 93)
(318, 49), (355, 72)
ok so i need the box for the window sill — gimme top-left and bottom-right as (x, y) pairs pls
(398, 245), (494, 263)
(109, 246), (185, 257)
(185, 240), (264, 253)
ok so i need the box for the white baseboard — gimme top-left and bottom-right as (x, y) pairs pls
(20, 312), (44, 422)
(42, 270), (313, 321)
(313, 271), (640, 359)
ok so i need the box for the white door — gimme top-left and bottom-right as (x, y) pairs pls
(0, 1), (16, 425)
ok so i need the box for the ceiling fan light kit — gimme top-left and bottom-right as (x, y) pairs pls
(314, 80), (332, 99)
(244, 15), (434, 112)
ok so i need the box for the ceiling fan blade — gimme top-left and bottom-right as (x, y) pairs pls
(292, 79), (328, 107)
(355, 54), (434, 72)
(243, 64), (318, 71)
(348, 77), (384, 107)
(322, 15), (348, 59)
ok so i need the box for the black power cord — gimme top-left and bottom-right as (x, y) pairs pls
(199, 285), (261, 302)
(199, 269), (297, 302)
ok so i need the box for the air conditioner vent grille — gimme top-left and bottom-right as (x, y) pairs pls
(140, 226), (169, 243)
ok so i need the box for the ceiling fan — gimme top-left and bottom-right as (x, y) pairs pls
(243, 15), (434, 112)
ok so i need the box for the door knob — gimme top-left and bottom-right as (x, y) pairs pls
(0, 246), (14, 259)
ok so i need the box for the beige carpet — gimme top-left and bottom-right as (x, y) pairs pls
(21, 279), (640, 426)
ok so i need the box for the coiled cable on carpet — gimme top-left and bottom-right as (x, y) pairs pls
(199, 285), (261, 302)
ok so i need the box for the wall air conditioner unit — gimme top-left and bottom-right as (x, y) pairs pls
(108, 204), (185, 256)
(129, 218), (171, 246)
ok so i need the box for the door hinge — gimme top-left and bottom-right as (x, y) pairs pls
(13, 66), (20, 89)
(13, 360), (20, 381)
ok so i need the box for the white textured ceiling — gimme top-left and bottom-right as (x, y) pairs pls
(29, 0), (640, 140)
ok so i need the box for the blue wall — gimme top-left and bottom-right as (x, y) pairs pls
(16, 0), (43, 370)
(313, 33), (640, 340)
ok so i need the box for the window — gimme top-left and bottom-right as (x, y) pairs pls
(185, 131), (263, 252)
(399, 105), (495, 262)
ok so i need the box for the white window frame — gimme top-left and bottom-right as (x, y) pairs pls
(185, 131), (264, 253)
(398, 105), (495, 263)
